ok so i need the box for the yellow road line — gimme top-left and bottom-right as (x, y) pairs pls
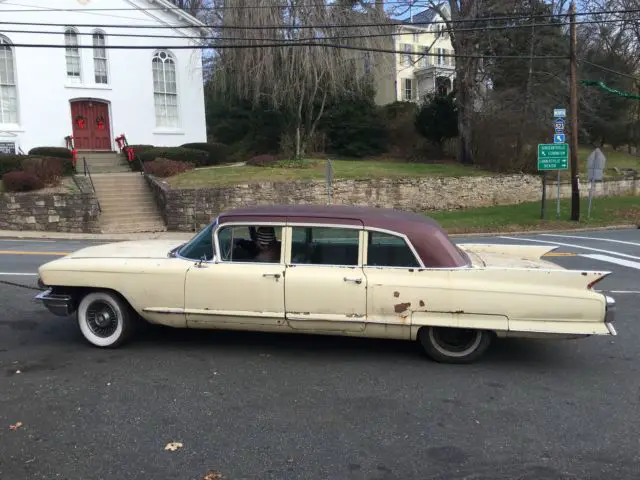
(543, 252), (577, 257)
(0, 250), (70, 256)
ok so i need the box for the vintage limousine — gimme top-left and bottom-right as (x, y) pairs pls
(35, 204), (616, 363)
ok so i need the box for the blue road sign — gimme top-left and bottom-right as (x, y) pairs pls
(554, 118), (565, 131)
(554, 134), (566, 143)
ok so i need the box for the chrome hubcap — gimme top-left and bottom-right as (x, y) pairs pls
(86, 301), (118, 338)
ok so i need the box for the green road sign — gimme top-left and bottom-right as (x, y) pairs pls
(537, 143), (568, 170)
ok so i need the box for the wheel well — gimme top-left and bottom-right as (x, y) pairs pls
(50, 286), (136, 315)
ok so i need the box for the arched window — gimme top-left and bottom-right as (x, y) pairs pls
(92, 31), (108, 84)
(152, 50), (178, 127)
(64, 28), (81, 82)
(0, 35), (18, 124)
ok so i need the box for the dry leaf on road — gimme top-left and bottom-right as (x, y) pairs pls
(202, 471), (223, 480)
(9, 422), (23, 431)
(164, 442), (183, 452)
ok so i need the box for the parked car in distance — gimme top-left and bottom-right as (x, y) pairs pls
(35, 204), (616, 363)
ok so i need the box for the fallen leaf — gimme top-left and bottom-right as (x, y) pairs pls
(202, 471), (223, 480)
(9, 422), (23, 431)
(164, 442), (183, 452)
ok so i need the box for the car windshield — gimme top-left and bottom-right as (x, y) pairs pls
(177, 220), (217, 261)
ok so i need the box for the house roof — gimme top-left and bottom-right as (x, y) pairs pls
(144, 0), (207, 29)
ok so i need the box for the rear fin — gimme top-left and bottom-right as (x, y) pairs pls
(458, 243), (559, 261)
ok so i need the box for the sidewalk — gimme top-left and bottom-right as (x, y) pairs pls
(0, 229), (196, 242)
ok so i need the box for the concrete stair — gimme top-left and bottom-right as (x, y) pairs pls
(90, 173), (167, 234)
(77, 151), (131, 174)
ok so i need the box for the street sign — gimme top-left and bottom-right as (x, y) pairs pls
(554, 108), (567, 118)
(586, 148), (606, 181)
(554, 134), (566, 143)
(0, 142), (16, 155)
(554, 119), (565, 133)
(538, 144), (569, 170)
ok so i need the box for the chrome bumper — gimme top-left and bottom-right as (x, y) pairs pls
(35, 289), (75, 317)
(605, 295), (616, 335)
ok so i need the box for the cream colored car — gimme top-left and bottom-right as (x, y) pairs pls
(35, 205), (616, 363)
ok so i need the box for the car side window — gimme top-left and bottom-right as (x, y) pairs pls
(217, 225), (283, 263)
(290, 226), (360, 266)
(366, 231), (420, 268)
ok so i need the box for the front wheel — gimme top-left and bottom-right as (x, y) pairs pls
(77, 291), (134, 348)
(418, 326), (492, 364)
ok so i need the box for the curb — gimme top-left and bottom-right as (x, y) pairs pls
(0, 224), (636, 242)
(0, 230), (195, 242)
(447, 224), (639, 238)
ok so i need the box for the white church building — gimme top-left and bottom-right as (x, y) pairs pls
(0, 0), (207, 154)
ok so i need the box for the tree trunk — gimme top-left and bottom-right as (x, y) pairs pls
(455, 64), (475, 165)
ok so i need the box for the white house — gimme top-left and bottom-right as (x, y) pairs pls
(373, 5), (457, 105)
(0, 0), (207, 155)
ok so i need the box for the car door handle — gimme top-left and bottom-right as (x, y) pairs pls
(344, 277), (362, 284)
(263, 273), (281, 280)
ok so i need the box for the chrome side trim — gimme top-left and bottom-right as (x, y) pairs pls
(606, 323), (617, 336)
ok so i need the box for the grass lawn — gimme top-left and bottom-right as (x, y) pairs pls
(168, 159), (490, 188)
(431, 195), (640, 234)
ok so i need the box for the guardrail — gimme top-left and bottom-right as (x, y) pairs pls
(83, 156), (101, 213)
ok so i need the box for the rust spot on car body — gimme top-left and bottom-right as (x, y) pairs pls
(394, 302), (411, 313)
(346, 313), (365, 319)
(393, 291), (400, 298)
(419, 300), (425, 307)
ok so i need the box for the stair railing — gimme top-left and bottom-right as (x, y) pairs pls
(83, 156), (101, 213)
(116, 133), (145, 175)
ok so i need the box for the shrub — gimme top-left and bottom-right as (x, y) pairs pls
(137, 147), (208, 167)
(2, 171), (45, 192)
(21, 156), (64, 186)
(28, 147), (73, 160)
(121, 145), (155, 172)
(143, 158), (195, 177)
(181, 142), (229, 166)
(0, 154), (27, 177)
(246, 154), (280, 167)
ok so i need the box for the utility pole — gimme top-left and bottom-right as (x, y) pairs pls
(569, 0), (580, 221)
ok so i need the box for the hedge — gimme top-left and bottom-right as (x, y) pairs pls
(0, 154), (27, 177)
(144, 158), (195, 177)
(137, 147), (208, 166)
(2, 171), (45, 192)
(180, 142), (229, 166)
(28, 147), (73, 160)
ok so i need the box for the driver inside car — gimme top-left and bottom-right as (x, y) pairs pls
(253, 226), (281, 263)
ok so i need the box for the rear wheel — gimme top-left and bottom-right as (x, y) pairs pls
(77, 291), (134, 348)
(418, 326), (492, 364)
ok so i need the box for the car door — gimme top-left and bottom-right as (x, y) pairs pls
(184, 223), (286, 330)
(284, 224), (367, 333)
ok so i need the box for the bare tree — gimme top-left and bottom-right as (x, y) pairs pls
(209, 0), (392, 159)
(423, 1), (487, 165)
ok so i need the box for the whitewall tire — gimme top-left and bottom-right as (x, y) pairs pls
(418, 326), (492, 364)
(77, 291), (134, 348)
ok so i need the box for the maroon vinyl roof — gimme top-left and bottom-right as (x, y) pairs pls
(217, 204), (469, 268)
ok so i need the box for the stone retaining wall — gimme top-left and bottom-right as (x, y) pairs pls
(0, 176), (101, 233)
(146, 174), (639, 232)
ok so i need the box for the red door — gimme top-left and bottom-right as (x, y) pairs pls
(70, 100), (112, 150)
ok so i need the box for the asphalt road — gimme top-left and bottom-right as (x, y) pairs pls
(1, 229), (639, 480)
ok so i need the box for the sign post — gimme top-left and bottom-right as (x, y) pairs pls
(538, 107), (568, 219)
(325, 159), (333, 204)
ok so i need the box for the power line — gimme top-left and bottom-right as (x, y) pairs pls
(6, 39), (569, 61)
(1, 17), (637, 43)
(1, 7), (639, 30)
(579, 59), (640, 82)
